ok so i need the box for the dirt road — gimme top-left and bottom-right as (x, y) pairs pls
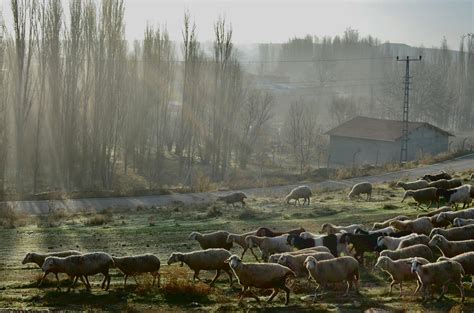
(6, 154), (474, 215)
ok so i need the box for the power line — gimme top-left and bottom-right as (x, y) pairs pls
(170, 56), (393, 64)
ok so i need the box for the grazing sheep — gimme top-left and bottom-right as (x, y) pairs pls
(436, 185), (472, 209)
(429, 224), (474, 241)
(355, 226), (396, 236)
(452, 218), (474, 227)
(112, 254), (161, 287)
(167, 249), (233, 286)
(410, 258), (464, 302)
(427, 179), (451, 190)
(398, 235), (430, 249)
(225, 255), (295, 305)
(41, 252), (114, 291)
(277, 252), (334, 277)
(374, 256), (429, 296)
(304, 256), (360, 299)
(372, 215), (409, 230)
(436, 208), (474, 225)
(267, 247), (331, 263)
(401, 187), (439, 209)
(226, 231), (259, 261)
(389, 217), (433, 235)
(320, 223), (364, 235)
(428, 235), (474, 258)
(422, 171), (452, 182)
(285, 185), (312, 205)
(217, 192), (247, 207)
(246, 235), (293, 262)
(377, 234), (417, 251)
(287, 234), (339, 257)
(189, 230), (232, 250)
(255, 226), (305, 237)
(437, 252), (474, 287)
(417, 206), (451, 218)
(21, 250), (81, 286)
(348, 182), (372, 200)
(396, 180), (429, 191)
(379, 244), (433, 261)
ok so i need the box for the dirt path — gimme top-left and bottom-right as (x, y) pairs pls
(6, 154), (474, 215)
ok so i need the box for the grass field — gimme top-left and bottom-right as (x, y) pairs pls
(1, 182), (473, 312)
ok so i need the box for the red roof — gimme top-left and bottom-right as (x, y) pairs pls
(325, 116), (453, 142)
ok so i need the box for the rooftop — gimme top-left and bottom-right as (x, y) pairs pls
(325, 116), (453, 142)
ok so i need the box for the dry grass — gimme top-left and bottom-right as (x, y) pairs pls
(160, 267), (211, 301)
(0, 204), (28, 228)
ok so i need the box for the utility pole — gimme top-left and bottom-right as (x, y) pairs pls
(397, 55), (421, 163)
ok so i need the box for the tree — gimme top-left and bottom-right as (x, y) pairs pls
(285, 100), (318, 173)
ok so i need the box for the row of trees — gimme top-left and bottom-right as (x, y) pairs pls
(0, 0), (275, 196)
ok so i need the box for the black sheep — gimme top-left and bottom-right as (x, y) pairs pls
(287, 234), (338, 257)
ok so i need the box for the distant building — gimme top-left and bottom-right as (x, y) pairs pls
(326, 116), (453, 167)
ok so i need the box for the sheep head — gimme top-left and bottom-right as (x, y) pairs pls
(409, 257), (423, 274)
(226, 234), (235, 244)
(41, 257), (58, 273)
(188, 232), (200, 240)
(436, 213), (448, 224)
(22, 253), (33, 265)
(374, 256), (390, 270)
(277, 255), (289, 266)
(428, 234), (445, 248)
(401, 191), (413, 202)
(224, 255), (241, 269)
(303, 256), (317, 270)
(167, 253), (184, 266)
(452, 218), (463, 227)
(320, 223), (329, 233)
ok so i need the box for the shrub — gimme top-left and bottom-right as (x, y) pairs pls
(160, 267), (211, 302)
(205, 206), (222, 218)
(0, 205), (27, 228)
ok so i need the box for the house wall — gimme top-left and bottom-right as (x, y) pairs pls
(328, 125), (449, 167)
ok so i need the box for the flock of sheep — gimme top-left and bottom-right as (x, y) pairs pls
(20, 170), (474, 306)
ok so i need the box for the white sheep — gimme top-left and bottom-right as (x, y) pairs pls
(245, 234), (293, 262)
(225, 255), (295, 305)
(379, 244), (433, 261)
(304, 256), (359, 300)
(410, 258), (464, 302)
(112, 254), (161, 287)
(428, 235), (474, 258)
(374, 256), (429, 296)
(397, 234), (430, 249)
(285, 185), (312, 205)
(452, 218), (474, 227)
(348, 182), (372, 200)
(429, 224), (474, 241)
(320, 223), (363, 235)
(437, 252), (474, 288)
(436, 185), (472, 209)
(276, 252), (334, 277)
(389, 217), (433, 235)
(355, 226), (396, 235)
(41, 252), (114, 291)
(372, 215), (409, 230)
(167, 249), (233, 286)
(268, 247), (332, 263)
(377, 234), (417, 251)
(417, 206), (451, 218)
(436, 208), (474, 225)
(188, 230), (233, 250)
(21, 250), (81, 286)
(226, 231), (259, 261)
(396, 180), (429, 191)
(447, 178), (462, 189)
(401, 187), (439, 209)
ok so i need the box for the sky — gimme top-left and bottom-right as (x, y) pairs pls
(1, 0), (473, 49)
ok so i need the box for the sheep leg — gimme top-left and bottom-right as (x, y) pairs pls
(210, 269), (221, 286)
(38, 272), (50, 287)
(247, 289), (261, 304)
(343, 281), (350, 296)
(283, 286), (291, 305)
(398, 282), (403, 297)
(79, 276), (90, 291)
(152, 272), (160, 287)
(133, 275), (139, 285)
(456, 281), (465, 302)
(67, 276), (79, 292)
(267, 288), (279, 303)
(124, 275), (128, 287)
(250, 248), (260, 262)
(241, 248), (247, 259)
(388, 281), (395, 295)
(437, 285), (447, 301)
(193, 270), (201, 282)
(414, 280), (422, 294)
(84, 275), (91, 289)
(224, 268), (233, 286)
